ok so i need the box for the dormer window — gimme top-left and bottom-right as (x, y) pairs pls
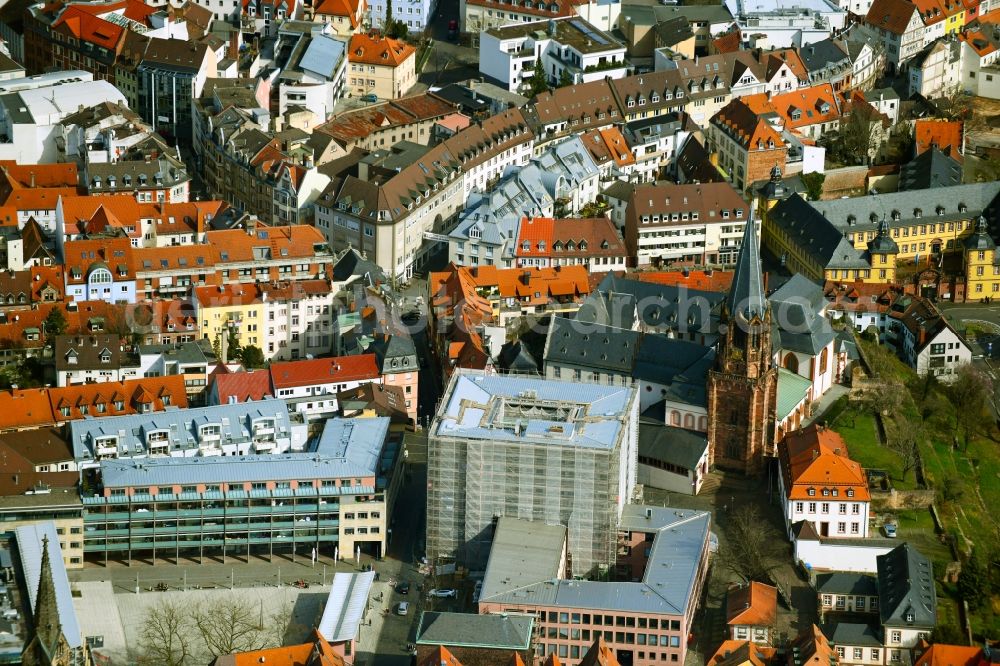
(808, 488), (816, 496)
(847, 489), (854, 497)
(892, 210), (901, 221)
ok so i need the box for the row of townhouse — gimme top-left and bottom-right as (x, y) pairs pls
(0, 375), (188, 435)
(60, 222), (333, 304)
(315, 109), (535, 281)
(909, 25), (1000, 98)
(446, 134), (603, 267)
(213, 340), (418, 421)
(862, 0), (970, 71)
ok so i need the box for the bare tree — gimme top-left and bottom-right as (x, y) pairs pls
(950, 363), (992, 450)
(718, 505), (785, 584)
(864, 379), (905, 417)
(138, 599), (194, 666)
(193, 595), (275, 658)
(889, 419), (921, 482)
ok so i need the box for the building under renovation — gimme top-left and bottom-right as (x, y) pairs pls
(426, 370), (639, 575)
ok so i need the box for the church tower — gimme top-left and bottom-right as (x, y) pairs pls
(707, 212), (778, 475)
(22, 536), (74, 666)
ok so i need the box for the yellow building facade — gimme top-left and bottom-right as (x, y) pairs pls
(195, 285), (265, 353)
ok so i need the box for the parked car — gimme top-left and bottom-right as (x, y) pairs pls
(472, 581), (483, 603)
(429, 588), (458, 598)
(396, 581), (411, 595)
(396, 602), (410, 615)
(361, 93), (378, 103)
(883, 523), (897, 538)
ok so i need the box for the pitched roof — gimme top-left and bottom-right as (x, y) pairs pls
(766, 84), (842, 130)
(634, 269), (734, 292)
(212, 369), (274, 403)
(711, 98), (784, 150)
(0, 389), (56, 431)
(915, 118), (963, 157)
(709, 640), (778, 666)
(778, 424), (870, 500)
(515, 217), (626, 259)
(786, 625), (838, 666)
(866, 0), (919, 34)
(727, 210), (766, 320)
(914, 645), (987, 666)
(48, 375), (188, 421)
(877, 543), (937, 629)
(726, 582), (778, 627)
(347, 33), (415, 67)
(269, 354), (380, 389)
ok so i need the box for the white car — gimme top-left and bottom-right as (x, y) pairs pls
(396, 602), (410, 615)
(429, 588), (458, 598)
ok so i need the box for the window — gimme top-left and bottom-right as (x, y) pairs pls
(821, 503), (829, 513)
(872, 649), (880, 661)
(891, 631), (901, 643)
(854, 649), (863, 660)
(822, 594), (832, 606)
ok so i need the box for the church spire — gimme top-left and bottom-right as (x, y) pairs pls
(27, 535), (64, 662)
(726, 210), (766, 321)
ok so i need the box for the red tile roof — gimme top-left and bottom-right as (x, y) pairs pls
(914, 645), (989, 666)
(866, 0), (919, 33)
(915, 118), (963, 157)
(212, 369), (274, 403)
(767, 84), (843, 131)
(49, 375), (188, 421)
(52, 5), (126, 49)
(635, 269), (734, 292)
(314, 0), (363, 24)
(0, 389), (56, 431)
(269, 354), (380, 389)
(709, 640), (778, 666)
(348, 33), (415, 67)
(515, 217), (627, 260)
(712, 98), (784, 150)
(726, 582), (778, 627)
(779, 424), (870, 501)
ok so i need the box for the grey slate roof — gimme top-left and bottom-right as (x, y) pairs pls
(416, 611), (534, 649)
(727, 212), (767, 320)
(815, 572), (878, 596)
(799, 38), (849, 75)
(876, 543), (937, 629)
(899, 145), (963, 191)
(332, 248), (387, 284)
(587, 273), (725, 333)
(769, 274), (835, 355)
(638, 423), (708, 470)
(767, 194), (868, 270)
(964, 215), (995, 251)
(497, 340), (540, 374)
(809, 182), (1000, 234)
(821, 622), (883, 647)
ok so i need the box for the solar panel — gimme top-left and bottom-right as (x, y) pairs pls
(569, 18), (609, 45)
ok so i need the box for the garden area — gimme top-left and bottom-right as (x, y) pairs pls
(824, 337), (1000, 641)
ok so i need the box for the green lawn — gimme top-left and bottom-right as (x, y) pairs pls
(830, 409), (918, 490)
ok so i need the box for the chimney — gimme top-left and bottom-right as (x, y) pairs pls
(29, 171), (35, 188)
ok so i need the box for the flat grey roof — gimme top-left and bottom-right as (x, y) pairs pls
(434, 371), (635, 451)
(415, 611), (534, 649)
(480, 518), (567, 601)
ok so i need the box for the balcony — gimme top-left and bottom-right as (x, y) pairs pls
(148, 441), (170, 456)
(96, 443), (118, 458)
(198, 442), (222, 456)
(253, 439), (276, 453)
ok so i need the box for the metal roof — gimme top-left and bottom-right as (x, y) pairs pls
(300, 34), (346, 80)
(480, 508), (710, 616)
(433, 371), (635, 451)
(96, 417), (390, 488)
(15, 522), (82, 649)
(415, 611), (534, 649)
(776, 368), (812, 421)
(68, 398), (295, 460)
(480, 518), (567, 602)
(318, 571), (375, 643)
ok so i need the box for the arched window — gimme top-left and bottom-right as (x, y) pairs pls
(684, 414), (695, 429)
(820, 348), (829, 374)
(699, 416), (708, 431)
(783, 352), (799, 373)
(670, 411), (681, 426)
